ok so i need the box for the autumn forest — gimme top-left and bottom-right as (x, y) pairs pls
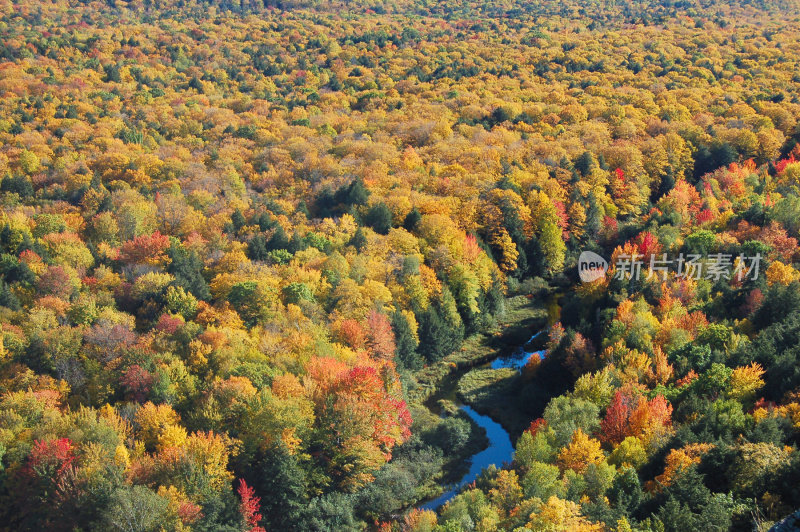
(1, 0), (800, 530)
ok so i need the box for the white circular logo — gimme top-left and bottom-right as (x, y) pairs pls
(578, 251), (608, 283)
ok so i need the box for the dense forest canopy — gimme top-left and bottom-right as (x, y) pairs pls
(1, 0), (800, 530)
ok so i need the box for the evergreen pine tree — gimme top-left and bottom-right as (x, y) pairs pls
(403, 207), (422, 231)
(349, 228), (367, 252)
(231, 209), (246, 231)
(248, 234), (269, 261)
(392, 311), (422, 370)
(268, 226), (290, 251)
(364, 203), (393, 235)
(166, 239), (210, 301)
(247, 444), (308, 532)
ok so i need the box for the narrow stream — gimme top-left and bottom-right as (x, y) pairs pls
(418, 294), (561, 511)
(419, 405), (513, 510)
(419, 333), (549, 511)
(489, 330), (547, 370)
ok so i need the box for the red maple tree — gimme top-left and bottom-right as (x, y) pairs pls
(237, 479), (266, 532)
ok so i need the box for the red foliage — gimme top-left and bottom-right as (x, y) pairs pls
(659, 180), (703, 225)
(677, 370), (699, 387)
(237, 479), (266, 532)
(338, 319), (367, 350)
(696, 208), (714, 224)
(776, 154), (796, 174)
(120, 364), (154, 402)
(600, 215), (619, 242)
(27, 438), (76, 480)
(37, 265), (73, 299)
(18, 249), (41, 264)
(522, 351), (543, 378)
(334, 366), (412, 451)
(83, 322), (137, 361)
(177, 501), (203, 524)
(632, 394), (673, 432)
(711, 165), (748, 200)
(564, 332), (596, 377)
(31, 389), (63, 408)
(155, 313), (184, 334)
(184, 231), (208, 252)
(464, 234), (481, 262)
(600, 391), (631, 445)
(118, 231), (170, 265)
(742, 288), (764, 316)
(366, 310), (395, 360)
(553, 201), (569, 234)
(675, 311), (709, 337)
(635, 231), (662, 258)
(338, 365), (385, 397)
(730, 221), (798, 261)
(600, 392), (672, 445)
(759, 222), (799, 262)
(753, 398), (776, 411)
(305, 356), (349, 396)
(394, 399), (413, 441)
(526, 418), (547, 436)
(548, 322), (566, 350)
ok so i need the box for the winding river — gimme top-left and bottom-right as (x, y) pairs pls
(418, 292), (562, 511)
(419, 404), (514, 510)
(419, 331), (549, 511)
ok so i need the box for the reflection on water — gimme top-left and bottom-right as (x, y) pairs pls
(546, 291), (562, 325)
(421, 340), (550, 510)
(419, 404), (514, 510)
(490, 330), (547, 370)
(418, 292), (561, 511)
(490, 349), (546, 370)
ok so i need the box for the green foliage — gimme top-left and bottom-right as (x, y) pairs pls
(228, 281), (276, 326)
(348, 227), (367, 252)
(521, 460), (563, 500)
(392, 310), (422, 370)
(684, 230), (718, 255)
(542, 396), (600, 448)
(656, 468), (734, 532)
(164, 285), (198, 319)
(247, 233), (269, 261)
(516, 428), (558, 467)
(403, 207), (422, 230)
(364, 202), (393, 235)
(101, 485), (169, 532)
(418, 299), (464, 363)
(166, 240), (210, 301)
(282, 282), (315, 305)
(1, 176), (34, 198)
(244, 444), (307, 531)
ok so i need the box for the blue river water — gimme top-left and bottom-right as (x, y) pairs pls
(419, 404), (513, 510)
(490, 333), (546, 371)
(419, 331), (548, 511)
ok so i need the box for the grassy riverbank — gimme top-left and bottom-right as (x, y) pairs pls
(457, 367), (529, 439)
(407, 400), (489, 497)
(407, 293), (549, 404)
(402, 292), (550, 505)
